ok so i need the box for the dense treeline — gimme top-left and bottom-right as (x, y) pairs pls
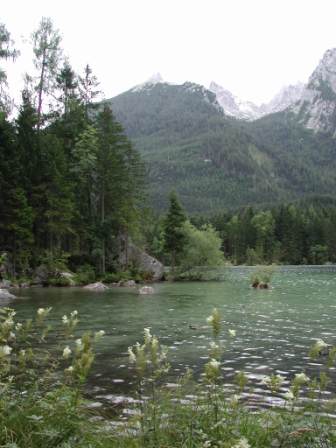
(204, 201), (336, 265)
(0, 19), (143, 277)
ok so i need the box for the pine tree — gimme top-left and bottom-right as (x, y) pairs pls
(32, 17), (62, 130)
(0, 23), (18, 113)
(163, 191), (187, 270)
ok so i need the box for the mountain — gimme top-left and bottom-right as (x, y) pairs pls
(293, 48), (336, 136)
(209, 81), (304, 120)
(105, 78), (336, 213)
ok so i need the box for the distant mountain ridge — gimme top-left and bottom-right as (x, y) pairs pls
(102, 49), (336, 213)
(209, 81), (305, 120)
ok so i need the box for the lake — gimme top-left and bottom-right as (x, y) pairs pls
(9, 266), (336, 409)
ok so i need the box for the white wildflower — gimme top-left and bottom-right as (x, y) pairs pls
(228, 329), (236, 337)
(75, 338), (83, 349)
(15, 323), (23, 330)
(294, 372), (309, 384)
(128, 347), (136, 363)
(209, 359), (220, 369)
(65, 366), (74, 373)
(70, 310), (78, 318)
(144, 328), (152, 344)
(315, 339), (328, 350)
(37, 307), (51, 318)
(0, 345), (12, 356)
(62, 315), (69, 324)
(232, 437), (251, 448)
(95, 330), (105, 339)
(8, 331), (16, 340)
(284, 390), (294, 401)
(63, 346), (72, 359)
(3, 318), (14, 328)
(206, 315), (214, 324)
(230, 394), (241, 404)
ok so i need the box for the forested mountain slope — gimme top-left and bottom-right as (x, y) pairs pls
(106, 82), (336, 214)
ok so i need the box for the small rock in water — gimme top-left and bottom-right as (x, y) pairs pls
(83, 282), (109, 291)
(139, 286), (154, 295)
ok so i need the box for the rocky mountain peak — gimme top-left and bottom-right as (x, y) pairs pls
(146, 72), (164, 84)
(209, 81), (303, 121)
(294, 48), (336, 136)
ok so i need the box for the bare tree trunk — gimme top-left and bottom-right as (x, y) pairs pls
(101, 184), (105, 275)
(37, 49), (46, 131)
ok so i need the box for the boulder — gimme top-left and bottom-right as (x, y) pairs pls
(32, 265), (49, 286)
(139, 286), (154, 295)
(0, 288), (16, 300)
(119, 239), (164, 281)
(83, 282), (109, 291)
(120, 280), (136, 287)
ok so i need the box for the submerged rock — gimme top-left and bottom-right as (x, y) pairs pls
(0, 288), (16, 300)
(83, 282), (109, 291)
(139, 286), (154, 295)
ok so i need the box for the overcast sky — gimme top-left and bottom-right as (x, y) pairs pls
(2, 0), (336, 105)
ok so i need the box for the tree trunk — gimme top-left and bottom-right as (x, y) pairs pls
(101, 185), (105, 275)
(37, 49), (46, 131)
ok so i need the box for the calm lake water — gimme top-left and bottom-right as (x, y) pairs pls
(9, 266), (336, 408)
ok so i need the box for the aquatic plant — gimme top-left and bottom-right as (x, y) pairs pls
(250, 264), (276, 288)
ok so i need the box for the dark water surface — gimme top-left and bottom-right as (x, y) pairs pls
(10, 266), (336, 407)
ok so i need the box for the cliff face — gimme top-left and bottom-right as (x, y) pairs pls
(293, 49), (336, 136)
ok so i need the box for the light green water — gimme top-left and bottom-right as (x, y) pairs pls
(8, 266), (336, 407)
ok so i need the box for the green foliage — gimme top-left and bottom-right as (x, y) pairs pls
(163, 191), (187, 268)
(208, 201), (336, 265)
(0, 307), (105, 447)
(182, 222), (223, 268)
(250, 265), (275, 287)
(74, 264), (96, 285)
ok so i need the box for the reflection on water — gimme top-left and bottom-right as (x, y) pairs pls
(9, 266), (336, 407)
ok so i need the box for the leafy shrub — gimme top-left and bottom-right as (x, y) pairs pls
(48, 276), (71, 287)
(250, 265), (275, 287)
(74, 264), (96, 285)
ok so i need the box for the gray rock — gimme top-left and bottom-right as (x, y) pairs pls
(32, 265), (49, 285)
(139, 286), (154, 295)
(0, 288), (16, 300)
(83, 282), (109, 291)
(119, 238), (164, 281)
(0, 279), (11, 289)
(120, 280), (136, 287)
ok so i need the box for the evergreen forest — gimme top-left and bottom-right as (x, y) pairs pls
(1, 18), (336, 280)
